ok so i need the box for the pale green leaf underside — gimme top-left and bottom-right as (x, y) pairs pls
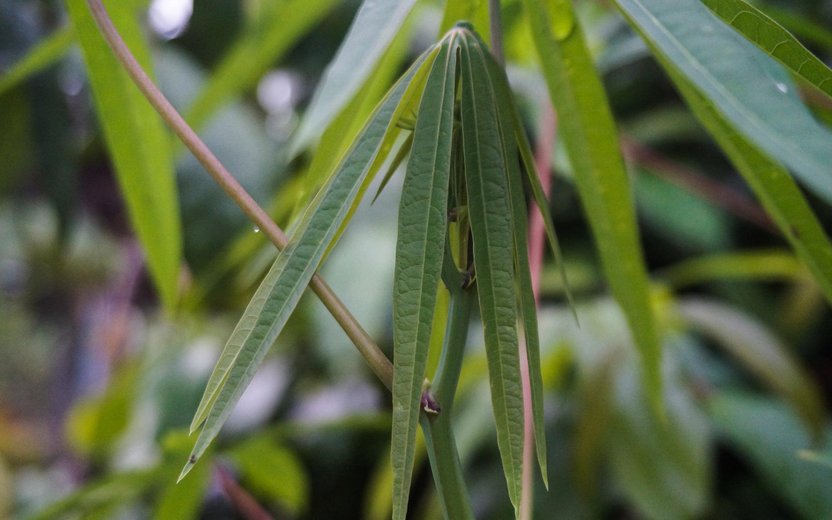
(184, 0), (337, 131)
(391, 37), (458, 520)
(522, 0), (662, 408)
(290, 0), (418, 156)
(613, 0), (832, 205)
(702, 0), (832, 103)
(460, 34), (524, 512)
(0, 25), (74, 96)
(662, 61), (832, 306)
(67, 0), (181, 310)
(182, 53), (437, 480)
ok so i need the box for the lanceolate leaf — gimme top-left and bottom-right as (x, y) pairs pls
(459, 34), (524, 512)
(391, 37), (458, 520)
(702, 0), (832, 103)
(612, 0), (832, 205)
(475, 32), (548, 486)
(290, 0), (418, 156)
(0, 24), (74, 96)
(663, 64), (832, 305)
(522, 0), (661, 407)
(185, 0), (337, 130)
(182, 53), (437, 480)
(67, 0), (181, 310)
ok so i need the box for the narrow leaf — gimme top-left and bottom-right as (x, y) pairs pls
(663, 62), (832, 305)
(182, 53), (436, 480)
(475, 32), (548, 486)
(522, 0), (661, 408)
(0, 25), (74, 96)
(702, 0), (832, 103)
(66, 0), (181, 310)
(290, 0), (418, 155)
(391, 38), (458, 520)
(612, 0), (832, 205)
(459, 33), (524, 512)
(185, 0), (337, 131)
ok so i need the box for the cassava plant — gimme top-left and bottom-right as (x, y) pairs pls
(13, 0), (832, 517)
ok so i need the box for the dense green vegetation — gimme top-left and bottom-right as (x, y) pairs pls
(1, 0), (831, 518)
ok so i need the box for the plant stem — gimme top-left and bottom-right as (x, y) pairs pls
(488, 0), (505, 65)
(422, 257), (475, 520)
(84, 0), (393, 389)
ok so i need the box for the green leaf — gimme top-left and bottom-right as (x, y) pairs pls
(459, 33), (524, 512)
(66, 0), (181, 310)
(702, 0), (832, 103)
(230, 436), (309, 515)
(154, 432), (211, 520)
(710, 392), (832, 519)
(662, 61), (832, 305)
(0, 25), (74, 97)
(678, 297), (825, 434)
(522, 0), (661, 409)
(290, 0), (418, 155)
(182, 51), (438, 480)
(184, 0), (337, 131)
(612, 0), (832, 205)
(479, 36), (549, 486)
(658, 250), (805, 289)
(391, 38), (458, 520)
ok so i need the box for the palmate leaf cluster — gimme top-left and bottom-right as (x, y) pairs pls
(182, 24), (570, 517)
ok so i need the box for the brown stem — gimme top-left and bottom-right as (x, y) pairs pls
(216, 466), (275, 520)
(84, 0), (393, 389)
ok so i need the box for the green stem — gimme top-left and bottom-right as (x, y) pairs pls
(84, 0), (394, 389)
(488, 0), (505, 65)
(421, 284), (475, 520)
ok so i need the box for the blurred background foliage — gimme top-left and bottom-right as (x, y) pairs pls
(1, 0), (831, 518)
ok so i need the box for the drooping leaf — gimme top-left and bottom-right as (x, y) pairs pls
(290, 0), (419, 155)
(182, 50), (438, 480)
(678, 297), (825, 434)
(459, 33), (524, 512)
(702, 0), (832, 103)
(391, 37), (459, 520)
(66, 0), (181, 310)
(0, 24), (74, 96)
(612, 0), (832, 205)
(522, 0), (661, 409)
(184, 0), (337, 131)
(662, 61), (832, 305)
(477, 31), (548, 486)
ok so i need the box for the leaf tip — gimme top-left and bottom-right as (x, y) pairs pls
(177, 454), (198, 483)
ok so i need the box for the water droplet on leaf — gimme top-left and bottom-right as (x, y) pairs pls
(253, 226), (260, 233)
(775, 82), (789, 93)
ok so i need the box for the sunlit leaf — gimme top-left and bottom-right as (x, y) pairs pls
(612, 0), (832, 205)
(459, 33), (524, 512)
(522, 0), (661, 409)
(66, 0), (181, 310)
(290, 0), (418, 155)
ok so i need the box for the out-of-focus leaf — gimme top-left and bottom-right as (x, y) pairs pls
(762, 5), (832, 50)
(710, 392), (832, 518)
(659, 250), (805, 289)
(0, 89), (33, 193)
(391, 38), (457, 520)
(65, 365), (138, 461)
(24, 470), (157, 520)
(184, 0), (337, 130)
(181, 51), (439, 480)
(153, 432), (210, 520)
(677, 297), (825, 434)
(440, 0), (490, 43)
(229, 436), (308, 515)
(612, 0), (832, 205)
(290, 0), (418, 155)
(798, 449), (832, 470)
(459, 33), (524, 512)
(702, 0), (832, 102)
(0, 25), (73, 96)
(66, 0), (181, 310)
(522, 0), (661, 409)
(662, 61), (832, 305)
(607, 357), (711, 520)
